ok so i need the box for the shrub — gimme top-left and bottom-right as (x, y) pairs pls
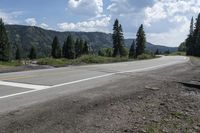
(137, 54), (155, 60)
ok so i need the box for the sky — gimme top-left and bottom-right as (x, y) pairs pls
(0, 0), (200, 47)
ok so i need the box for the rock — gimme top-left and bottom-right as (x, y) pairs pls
(160, 103), (165, 106)
(145, 86), (160, 90)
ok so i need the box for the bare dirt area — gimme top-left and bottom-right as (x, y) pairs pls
(0, 57), (200, 133)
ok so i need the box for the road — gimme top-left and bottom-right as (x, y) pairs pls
(0, 56), (188, 113)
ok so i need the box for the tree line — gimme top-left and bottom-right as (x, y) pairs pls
(51, 35), (89, 59)
(0, 18), (147, 62)
(185, 13), (200, 57)
(111, 19), (146, 58)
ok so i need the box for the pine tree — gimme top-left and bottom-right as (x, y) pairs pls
(155, 49), (160, 55)
(83, 41), (89, 55)
(0, 18), (10, 61)
(112, 19), (126, 57)
(29, 45), (37, 59)
(75, 39), (84, 57)
(118, 24), (127, 56)
(194, 14), (200, 56)
(75, 38), (80, 58)
(135, 24), (146, 57)
(15, 44), (21, 60)
(112, 19), (119, 57)
(186, 17), (194, 56)
(63, 35), (75, 59)
(129, 40), (135, 58)
(190, 17), (194, 36)
(51, 36), (61, 58)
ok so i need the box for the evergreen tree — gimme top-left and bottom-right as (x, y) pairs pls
(112, 19), (126, 57)
(135, 24), (146, 57)
(51, 36), (61, 58)
(83, 41), (89, 55)
(186, 17), (194, 56)
(194, 14), (200, 56)
(0, 18), (10, 61)
(75, 39), (79, 58)
(15, 44), (21, 60)
(75, 39), (84, 57)
(29, 45), (37, 59)
(178, 42), (186, 52)
(129, 40), (135, 58)
(63, 35), (75, 59)
(155, 49), (160, 55)
(190, 17), (194, 35)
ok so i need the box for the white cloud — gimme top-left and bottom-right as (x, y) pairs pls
(147, 17), (190, 46)
(25, 18), (37, 26)
(67, 0), (103, 16)
(40, 23), (49, 28)
(0, 10), (22, 24)
(106, 0), (200, 46)
(57, 16), (111, 32)
(144, 0), (200, 27)
(144, 2), (167, 27)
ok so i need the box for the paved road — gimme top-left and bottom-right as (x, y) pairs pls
(0, 56), (188, 113)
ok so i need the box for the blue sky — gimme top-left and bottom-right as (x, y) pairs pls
(0, 0), (200, 47)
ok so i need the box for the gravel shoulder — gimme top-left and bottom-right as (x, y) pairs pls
(0, 57), (200, 133)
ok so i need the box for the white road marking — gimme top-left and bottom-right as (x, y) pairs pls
(0, 57), (189, 99)
(0, 81), (50, 90)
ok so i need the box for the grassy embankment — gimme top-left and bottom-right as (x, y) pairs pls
(0, 61), (22, 69)
(37, 54), (156, 67)
(169, 52), (186, 56)
(0, 54), (156, 69)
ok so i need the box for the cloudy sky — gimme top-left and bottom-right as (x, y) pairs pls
(0, 0), (200, 47)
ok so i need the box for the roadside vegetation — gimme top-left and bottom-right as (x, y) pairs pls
(37, 55), (131, 67)
(0, 60), (22, 69)
(169, 52), (186, 56)
(0, 18), (156, 69)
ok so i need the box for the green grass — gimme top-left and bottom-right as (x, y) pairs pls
(37, 58), (71, 67)
(0, 54), (158, 69)
(137, 54), (156, 60)
(169, 52), (186, 56)
(37, 55), (131, 67)
(0, 60), (22, 69)
(36, 54), (158, 67)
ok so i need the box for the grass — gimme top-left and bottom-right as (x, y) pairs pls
(37, 58), (71, 67)
(169, 52), (186, 56)
(136, 54), (156, 60)
(0, 54), (157, 69)
(37, 55), (131, 67)
(0, 60), (22, 69)
(37, 54), (157, 67)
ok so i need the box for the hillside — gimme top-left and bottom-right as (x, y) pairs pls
(125, 39), (177, 53)
(5, 25), (177, 58)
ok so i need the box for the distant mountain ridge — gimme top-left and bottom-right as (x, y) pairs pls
(5, 25), (177, 58)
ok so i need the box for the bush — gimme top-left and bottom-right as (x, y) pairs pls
(137, 54), (155, 60)
(37, 58), (70, 67)
(170, 52), (186, 56)
(0, 60), (23, 68)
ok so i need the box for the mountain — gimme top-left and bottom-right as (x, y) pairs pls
(125, 39), (177, 53)
(5, 25), (177, 58)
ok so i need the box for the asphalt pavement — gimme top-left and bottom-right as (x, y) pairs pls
(0, 56), (188, 113)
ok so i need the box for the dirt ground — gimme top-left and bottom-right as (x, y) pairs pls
(0, 57), (199, 133)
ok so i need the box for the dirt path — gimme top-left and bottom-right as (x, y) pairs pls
(0, 57), (200, 133)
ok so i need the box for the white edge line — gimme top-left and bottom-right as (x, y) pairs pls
(0, 58), (189, 99)
(0, 81), (50, 90)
